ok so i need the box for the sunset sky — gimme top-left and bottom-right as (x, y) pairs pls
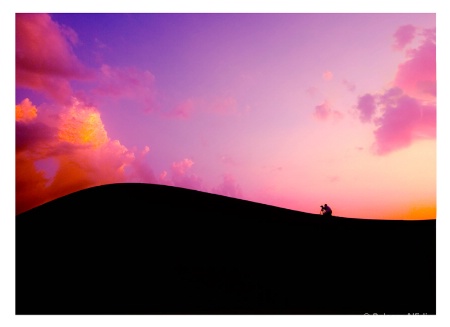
(14, 12), (437, 219)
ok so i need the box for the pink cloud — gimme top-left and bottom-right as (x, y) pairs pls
(313, 101), (343, 121)
(353, 26), (436, 155)
(314, 102), (331, 120)
(212, 174), (243, 198)
(393, 25), (416, 50)
(322, 71), (333, 81)
(356, 94), (377, 123)
(373, 89), (435, 155)
(16, 14), (90, 103)
(394, 28), (436, 99)
(354, 87), (435, 155)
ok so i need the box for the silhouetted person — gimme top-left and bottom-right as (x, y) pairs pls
(320, 204), (332, 216)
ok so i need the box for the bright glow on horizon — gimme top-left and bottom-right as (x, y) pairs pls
(15, 13), (436, 219)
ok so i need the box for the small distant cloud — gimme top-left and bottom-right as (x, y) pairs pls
(314, 102), (331, 121)
(313, 101), (343, 121)
(342, 79), (356, 92)
(306, 86), (319, 98)
(322, 71), (333, 81)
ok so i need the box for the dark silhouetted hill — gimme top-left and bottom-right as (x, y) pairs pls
(16, 183), (435, 314)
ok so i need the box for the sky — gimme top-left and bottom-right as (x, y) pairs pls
(14, 12), (437, 219)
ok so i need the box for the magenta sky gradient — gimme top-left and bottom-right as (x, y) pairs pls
(15, 13), (436, 219)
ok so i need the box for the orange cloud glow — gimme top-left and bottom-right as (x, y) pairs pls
(58, 99), (108, 147)
(16, 98), (37, 122)
(15, 97), (146, 214)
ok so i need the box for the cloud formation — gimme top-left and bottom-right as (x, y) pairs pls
(373, 88), (436, 155)
(15, 98), (153, 214)
(355, 88), (436, 155)
(354, 26), (436, 155)
(16, 14), (90, 103)
(15, 14), (249, 214)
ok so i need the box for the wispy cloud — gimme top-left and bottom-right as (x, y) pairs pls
(93, 64), (157, 112)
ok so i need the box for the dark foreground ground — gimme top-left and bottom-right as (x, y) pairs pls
(16, 183), (435, 314)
